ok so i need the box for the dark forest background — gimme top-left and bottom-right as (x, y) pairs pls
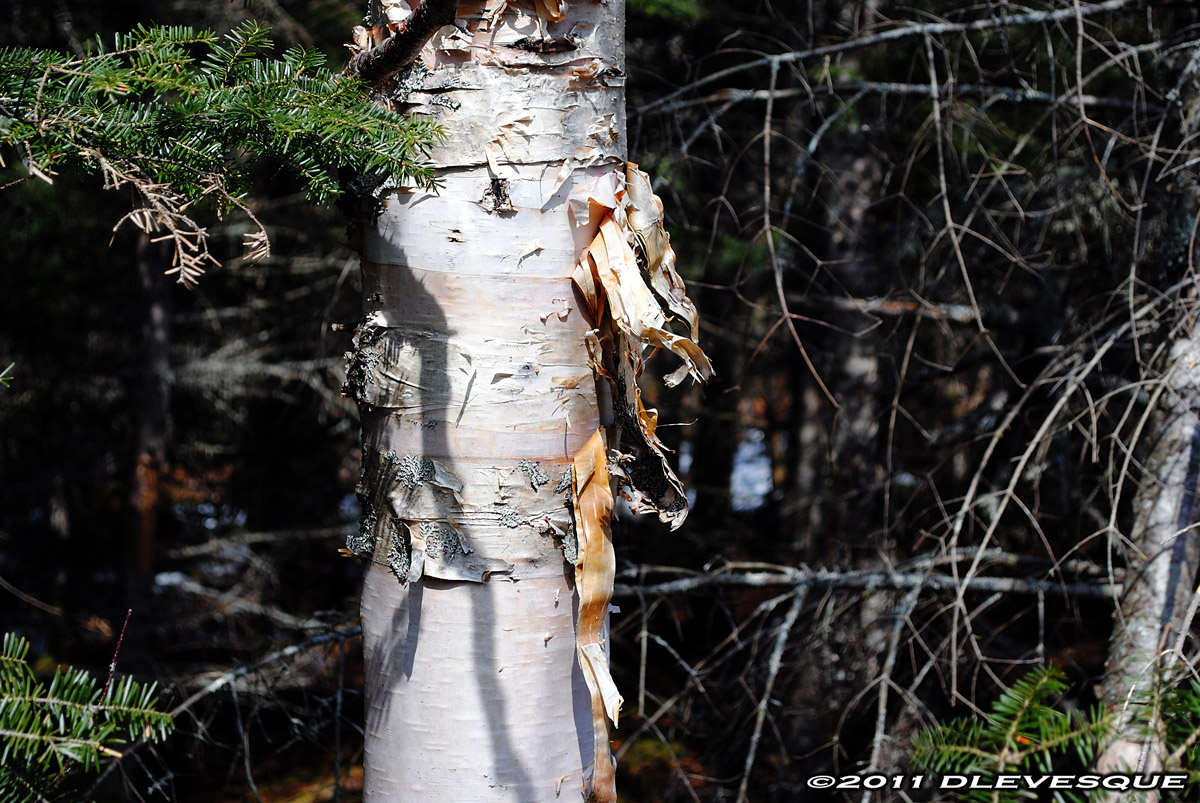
(5, 0), (1200, 799)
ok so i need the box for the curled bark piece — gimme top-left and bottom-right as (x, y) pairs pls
(571, 430), (619, 802)
(625, 163), (700, 340)
(534, 0), (568, 22)
(572, 163), (712, 529)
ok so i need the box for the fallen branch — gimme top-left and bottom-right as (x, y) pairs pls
(173, 625), (359, 717)
(788, 293), (1044, 331)
(168, 524), (352, 559)
(644, 80), (1149, 118)
(156, 573), (320, 631)
(613, 563), (1122, 599)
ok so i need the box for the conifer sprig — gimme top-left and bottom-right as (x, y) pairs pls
(0, 21), (441, 285)
(0, 633), (173, 803)
(912, 665), (1111, 803)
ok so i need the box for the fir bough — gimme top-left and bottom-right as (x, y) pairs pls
(912, 665), (1111, 803)
(1161, 679), (1200, 788)
(0, 632), (173, 803)
(0, 21), (441, 284)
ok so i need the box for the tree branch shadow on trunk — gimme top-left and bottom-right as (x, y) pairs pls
(357, 255), (592, 800)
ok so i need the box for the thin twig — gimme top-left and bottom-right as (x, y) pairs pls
(99, 609), (132, 705)
(0, 573), (62, 616)
(229, 681), (264, 803)
(860, 587), (922, 803)
(639, 0), (1135, 117)
(736, 588), (806, 803)
(760, 58), (837, 406)
(613, 593), (794, 763)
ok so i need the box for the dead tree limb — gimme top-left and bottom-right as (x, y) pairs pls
(645, 80), (1149, 118)
(613, 564), (1122, 599)
(88, 623), (362, 796)
(639, 0), (1136, 117)
(736, 589), (806, 803)
(347, 0), (459, 87)
(1096, 43), (1200, 787)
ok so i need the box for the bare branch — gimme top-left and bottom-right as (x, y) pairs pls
(736, 589), (805, 803)
(347, 0), (459, 86)
(640, 0), (1136, 117)
(643, 80), (1150, 119)
(613, 563), (1122, 600)
(88, 625), (362, 797)
(154, 573), (321, 631)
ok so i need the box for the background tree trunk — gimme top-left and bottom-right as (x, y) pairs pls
(1097, 326), (1200, 787)
(1097, 54), (1200, 784)
(343, 0), (627, 799)
(1098, 298), (1200, 779)
(127, 233), (172, 596)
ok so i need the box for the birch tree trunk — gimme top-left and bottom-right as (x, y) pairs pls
(342, 0), (627, 799)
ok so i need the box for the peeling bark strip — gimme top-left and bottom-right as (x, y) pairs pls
(572, 431), (619, 797)
(347, 0), (633, 798)
(560, 167), (709, 796)
(572, 163), (713, 530)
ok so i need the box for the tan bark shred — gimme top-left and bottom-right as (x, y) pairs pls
(624, 163), (701, 340)
(567, 164), (710, 801)
(535, 0), (568, 22)
(572, 163), (712, 530)
(571, 429), (619, 802)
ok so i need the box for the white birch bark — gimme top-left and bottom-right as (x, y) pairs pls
(343, 1), (626, 799)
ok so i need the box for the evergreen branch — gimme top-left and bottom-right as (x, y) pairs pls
(0, 634), (172, 802)
(348, 0), (460, 86)
(993, 667), (1067, 752)
(0, 729), (123, 759)
(0, 21), (441, 285)
(0, 764), (58, 803)
(913, 666), (1112, 803)
(0, 692), (172, 726)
